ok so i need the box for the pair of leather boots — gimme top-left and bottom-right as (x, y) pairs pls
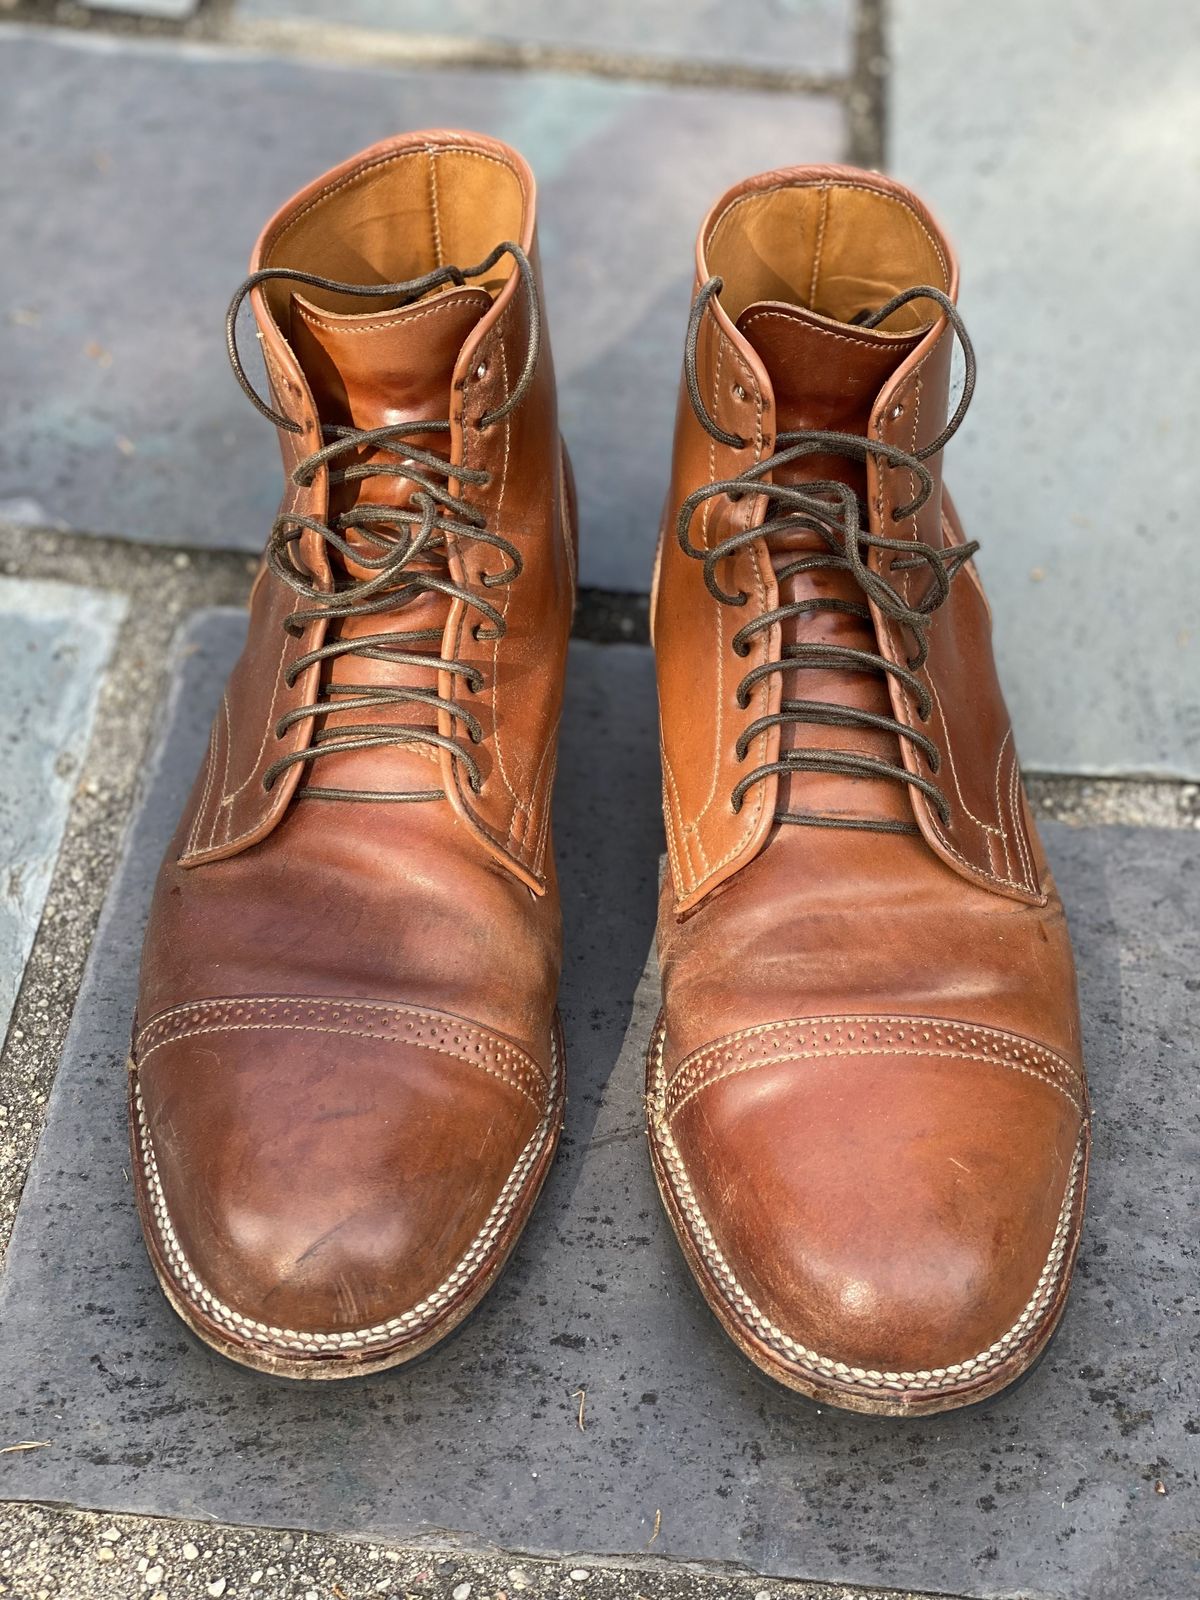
(131, 131), (1088, 1417)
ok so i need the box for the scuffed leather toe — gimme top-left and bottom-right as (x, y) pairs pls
(649, 1015), (1088, 1414)
(131, 997), (563, 1375)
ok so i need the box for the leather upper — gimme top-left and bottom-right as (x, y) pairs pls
(653, 167), (1041, 915)
(648, 166), (1088, 1409)
(131, 132), (572, 1364)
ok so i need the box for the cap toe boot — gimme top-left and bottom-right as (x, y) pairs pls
(647, 166), (1088, 1415)
(131, 132), (575, 1377)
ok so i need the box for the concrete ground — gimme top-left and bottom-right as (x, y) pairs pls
(0, 1), (1196, 1597)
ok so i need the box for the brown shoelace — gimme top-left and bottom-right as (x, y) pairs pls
(224, 243), (538, 803)
(680, 279), (979, 835)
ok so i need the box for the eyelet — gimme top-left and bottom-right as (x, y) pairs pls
(474, 361), (488, 381)
(732, 383), (747, 402)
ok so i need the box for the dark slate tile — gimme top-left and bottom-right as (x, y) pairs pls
(1, 613), (1197, 1599)
(234, 0), (855, 75)
(0, 27), (844, 591)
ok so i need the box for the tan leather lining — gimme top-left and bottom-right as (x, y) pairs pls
(706, 180), (950, 330)
(260, 143), (526, 322)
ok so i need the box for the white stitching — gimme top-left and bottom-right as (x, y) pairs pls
(647, 1021), (1083, 1394)
(665, 1013), (1084, 1118)
(134, 1030), (559, 1356)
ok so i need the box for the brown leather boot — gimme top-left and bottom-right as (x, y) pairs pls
(647, 166), (1088, 1416)
(130, 132), (575, 1377)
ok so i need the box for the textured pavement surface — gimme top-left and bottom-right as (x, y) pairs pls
(234, 0), (856, 73)
(0, 4), (1197, 1599)
(0, 27), (841, 591)
(2, 619), (1197, 1600)
(890, 0), (1200, 777)
(0, 577), (124, 1044)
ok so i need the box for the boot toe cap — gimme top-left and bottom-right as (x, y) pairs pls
(131, 996), (561, 1372)
(653, 1014), (1087, 1410)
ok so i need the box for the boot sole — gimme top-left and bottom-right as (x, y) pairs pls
(129, 1011), (567, 1381)
(645, 1013), (1088, 1418)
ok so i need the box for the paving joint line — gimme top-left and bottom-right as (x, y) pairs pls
(847, 0), (888, 168)
(0, 3), (851, 97)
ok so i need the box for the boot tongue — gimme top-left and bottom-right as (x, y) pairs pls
(733, 300), (924, 831)
(284, 284), (493, 800)
(288, 284), (492, 439)
(735, 299), (921, 493)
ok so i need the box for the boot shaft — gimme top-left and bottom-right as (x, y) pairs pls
(653, 166), (1044, 912)
(182, 133), (574, 892)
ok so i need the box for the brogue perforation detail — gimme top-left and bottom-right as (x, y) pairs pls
(648, 1019), (1085, 1397)
(135, 996), (550, 1106)
(664, 1014), (1084, 1122)
(133, 1030), (561, 1358)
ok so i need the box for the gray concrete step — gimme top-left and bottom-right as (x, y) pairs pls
(890, 0), (1200, 777)
(0, 610), (1195, 1600)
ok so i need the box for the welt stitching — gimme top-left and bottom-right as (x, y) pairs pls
(648, 1024), (1082, 1393)
(134, 1026), (558, 1355)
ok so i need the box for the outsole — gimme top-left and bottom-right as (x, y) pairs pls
(130, 1011), (567, 1382)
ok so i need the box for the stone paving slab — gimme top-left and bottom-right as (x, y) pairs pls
(890, 0), (1200, 778)
(0, 575), (125, 1045)
(2, 612), (1198, 1599)
(0, 26), (843, 594)
(233, 0), (855, 75)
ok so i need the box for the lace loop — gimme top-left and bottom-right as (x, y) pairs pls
(223, 246), (538, 804)
(680, 279), (979, 832)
